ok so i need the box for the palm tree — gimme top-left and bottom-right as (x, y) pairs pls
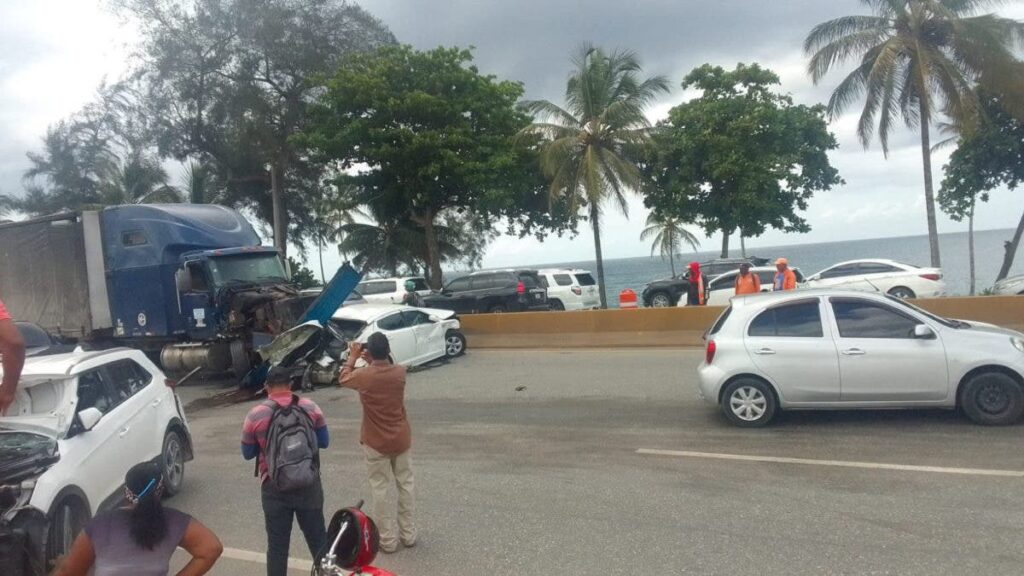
(804, 0), (1024, 268)
(640, 213), (700, 277)
(520, 44), (669, 308)
(99, 151), (182, 205)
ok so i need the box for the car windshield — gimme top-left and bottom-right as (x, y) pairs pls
(884, 295), (960, 328)
(208, 253), (289, 286)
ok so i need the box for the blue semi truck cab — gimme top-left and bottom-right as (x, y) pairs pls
(0, 204), (312, 374)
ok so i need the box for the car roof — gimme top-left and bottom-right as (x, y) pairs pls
(823, 258), (909, 268)
(537, 268), (591, 275)
(359, 277), (424, 283)
(331, 303), (450, 322)
(467, 269), (537, 276)
(18, 348), (141, 378)
(729, 288), (889, 309)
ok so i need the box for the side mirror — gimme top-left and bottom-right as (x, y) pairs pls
(913, 324), (936, 340)
(78, 407), (103, 431)
(175, 268), (192, 293)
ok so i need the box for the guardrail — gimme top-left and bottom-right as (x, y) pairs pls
(458, 296), (1024, 349)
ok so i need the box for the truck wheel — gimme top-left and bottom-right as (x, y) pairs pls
(161, 431), (187, 497)
(230, 340), (250, 378)
(47, 497), (87, 567)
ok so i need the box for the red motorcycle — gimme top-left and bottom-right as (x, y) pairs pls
(314, 502), (396, 576)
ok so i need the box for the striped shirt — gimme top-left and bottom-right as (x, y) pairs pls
(241, 391), (328, 480)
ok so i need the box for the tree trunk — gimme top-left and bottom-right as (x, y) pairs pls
(271, 162), (287, 259)
(317, 232), (326, 285)
(740, 234), (747, 258)
(590, 204), (608, 308)
(968, 200), (976, 296)
(421, 211), (443, 291)
(669, 248), (676, 278)
(996, 206), (1024, 282)
(720, 231), (730, 259)
(919, 103), (941, 267)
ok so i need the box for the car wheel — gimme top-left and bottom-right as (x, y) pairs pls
(161, 430), (187, 497)
(650, 292), (672, 308)
(549, 299), (565, 311)
(721, 378), (777, 427)
(47, 497), (87, 566)
(489, 305), (507, 314)
(960, 372), (1024, 425)
(887, 286), (916, 299)
(445, 330), (467, 358)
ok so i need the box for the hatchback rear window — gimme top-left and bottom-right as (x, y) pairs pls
(574, 273), (596, 286)
(709, 307), (732, 336)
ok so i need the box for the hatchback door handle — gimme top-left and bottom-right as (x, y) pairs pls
(151, 398), (162, 407)
(754, 348), (776, 355)
(118, 426), (131, 438)
(842, 348), (866, 356)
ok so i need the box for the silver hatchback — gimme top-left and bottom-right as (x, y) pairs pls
(698, 290), (1024, 427)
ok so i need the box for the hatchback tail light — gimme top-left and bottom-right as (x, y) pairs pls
(920, 273), (942, 281)
(516, 281), (526, 295)
(571, 286), (582, 296)
(705, 340), (717, 364)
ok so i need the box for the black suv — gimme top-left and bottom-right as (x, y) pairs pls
(641, 257), (770, 307)
(425, 270), (548, 314)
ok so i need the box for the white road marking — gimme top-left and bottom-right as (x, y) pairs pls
(221, 546), (313, 572)
(636, 448), (1024, 478)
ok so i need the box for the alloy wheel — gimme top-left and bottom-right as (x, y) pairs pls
(446, 335), (464, 357)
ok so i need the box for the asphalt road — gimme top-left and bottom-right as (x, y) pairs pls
(167, 349), (1024, 576)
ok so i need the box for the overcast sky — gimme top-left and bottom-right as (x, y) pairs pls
(2, 0), (1023, 273)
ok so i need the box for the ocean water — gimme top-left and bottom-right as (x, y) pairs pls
(519, 228), (1024, 304)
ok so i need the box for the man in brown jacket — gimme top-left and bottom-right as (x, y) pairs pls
(339, 332), (416, 553)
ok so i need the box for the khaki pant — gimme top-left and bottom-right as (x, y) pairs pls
(363, 445), (416, 549)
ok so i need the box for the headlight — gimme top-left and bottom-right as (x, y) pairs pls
(1011, 337), (1024, 353)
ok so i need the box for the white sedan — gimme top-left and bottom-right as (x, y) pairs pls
(1, 349), (192, 567)
(804, 259), (945, 299)
(331, 304), (466, 366)
(698, 290), (1024, 427)
(992, 274), (1024, 296)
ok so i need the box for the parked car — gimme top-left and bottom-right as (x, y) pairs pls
(679, 266), (805, 306)
(536, 269), (600, 311)
(642, 257), (770, 307)
(804, 259), (945, 299)
(356, 277), (432, 304)
(331, 304), (467, 364)
(698, 289), (1024, 427)
(0, 348), (193, 568)
(992, 274), (1024, 295)
(425, 270), (548, 314)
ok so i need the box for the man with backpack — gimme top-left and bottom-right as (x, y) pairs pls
(242, 366), (330, 576)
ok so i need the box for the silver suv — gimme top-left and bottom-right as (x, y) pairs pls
(698, 290), (1024, 427)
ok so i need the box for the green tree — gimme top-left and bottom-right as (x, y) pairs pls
(805, 0), (1024, 268)
(519, 44), (669, 308)
(98, 149), (183, 205)
(645, 64), (841, 257)
(287, 256), (320, 289)
(939, 90), (1024, 284)
(114, 0), (395, 257)
(640, 213), (700, 277)
(301, 45), (546, 289)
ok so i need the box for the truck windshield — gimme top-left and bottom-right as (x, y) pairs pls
(208, 254), (288, 286)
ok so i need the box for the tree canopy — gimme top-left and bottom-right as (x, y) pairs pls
(300, 44), (571, 288)
(645, 64), (842, 257)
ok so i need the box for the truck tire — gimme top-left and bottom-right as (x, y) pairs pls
(230, 340), (251, 378)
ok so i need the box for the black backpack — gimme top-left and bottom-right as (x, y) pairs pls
(260, 395), (320, 492)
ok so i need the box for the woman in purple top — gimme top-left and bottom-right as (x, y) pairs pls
(55, 462), (223, 576)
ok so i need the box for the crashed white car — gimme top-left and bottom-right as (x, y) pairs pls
(0, 348), (192, 569)
(332, 304), (467, 365)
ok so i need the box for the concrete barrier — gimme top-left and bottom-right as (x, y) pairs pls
(459, 296), (1024, 349)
